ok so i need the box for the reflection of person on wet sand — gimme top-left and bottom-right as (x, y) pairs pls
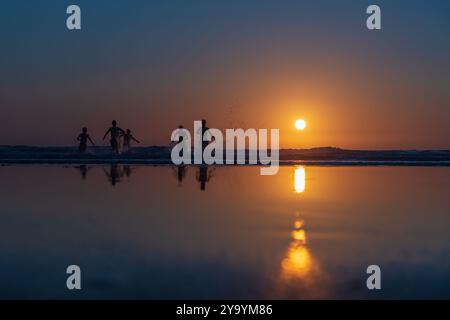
(77, 127), (95, 153)
(196, 165), (214, 191)
(172, 165), (187, 186)
(103, 165), (123, 186)
(123, 165), (133, 177)
(103, 165), (134, 185)
(102, 120), (125, 154)
(169, 125), (188, 186)
(76, 165), (91, 180)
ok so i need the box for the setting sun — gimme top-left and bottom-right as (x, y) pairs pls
(295, 119), (307, 131)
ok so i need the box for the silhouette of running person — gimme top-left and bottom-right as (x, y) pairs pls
(77, 127), (95, 153)
(175, 125), (187, 157)
(102, 120), (125, 154)
(177, 125), (184, 143)
(121, 129), (140, 152)
(198, 119), (212, 164)
(201, 119), (210, 150)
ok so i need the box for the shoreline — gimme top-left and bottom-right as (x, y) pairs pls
(1, 146), (450, 166)
(1, 159), (450, 166)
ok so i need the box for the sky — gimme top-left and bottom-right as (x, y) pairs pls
(0, 0), (449, 149)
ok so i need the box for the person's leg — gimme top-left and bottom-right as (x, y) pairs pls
(110, 139), (118, 153)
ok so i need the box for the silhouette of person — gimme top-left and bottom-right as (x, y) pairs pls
(197, 119), (212, 164)
(175, 125), (188, 157)
(77, 127), (95, 153)
(102, 120), (125, 154)
(177, 125), (184, 143)
(121, 129), (140, 152)
(201, 119), (210, 151)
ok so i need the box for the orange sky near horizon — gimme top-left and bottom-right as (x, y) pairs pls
(1, 1), (449, 150)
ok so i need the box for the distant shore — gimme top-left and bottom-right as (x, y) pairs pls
(1, 146), (450, 166)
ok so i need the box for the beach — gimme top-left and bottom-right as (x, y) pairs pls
(1, 164), (450, 299)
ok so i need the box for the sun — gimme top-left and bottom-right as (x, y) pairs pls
(295, 119), (306, 130)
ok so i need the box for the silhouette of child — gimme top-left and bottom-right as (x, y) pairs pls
(103, 120), (125, 154)
(121, 129), (140, 151)
(199, 119), (211, 163)
(77, 127), (95, 153)
(177, 125), (184, 143)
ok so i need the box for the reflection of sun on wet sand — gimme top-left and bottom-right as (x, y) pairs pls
(280, 219), (314, 280)
(270, 168), (329, 298)
(274, 217), (327, 299)
(281, 168), (314, 280)
(294, 166), (306, 193)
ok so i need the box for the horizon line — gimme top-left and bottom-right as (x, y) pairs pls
(1, 145), (450, 152)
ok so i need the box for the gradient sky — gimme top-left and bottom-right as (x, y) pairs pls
(0, 0), (449, 149)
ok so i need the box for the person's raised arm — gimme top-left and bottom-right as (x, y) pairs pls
(88, 135), (95, 146)
(102, 128), (111, 140)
